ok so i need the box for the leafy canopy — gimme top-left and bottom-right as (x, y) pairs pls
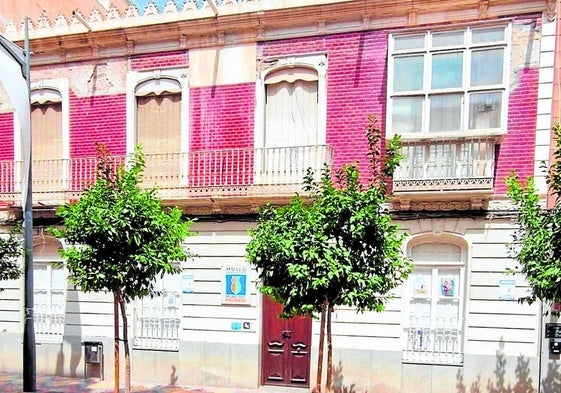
(51, 144), (193, 301)
(0, 227), (22, 289)
(246, 116), (412, 317)
(506, 122), (561, 311)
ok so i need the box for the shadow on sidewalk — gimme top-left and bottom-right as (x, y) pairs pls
(0, 373), (206, 393)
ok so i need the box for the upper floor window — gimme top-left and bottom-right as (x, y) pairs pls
(403, 240), (465, 365)
(19, 79), (69, 194)
(255, 54), (329, 184)
(126, 69), (189, 188)
(388, 25), (509, 139)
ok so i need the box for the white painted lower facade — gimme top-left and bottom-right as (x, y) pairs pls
(0, 215), (557, 392)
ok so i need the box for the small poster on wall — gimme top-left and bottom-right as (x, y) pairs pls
(413, 274), (430, 295)
(221, 265), (250, 305)
(440, 277), (455, 297)
(499, 279), (516, 301)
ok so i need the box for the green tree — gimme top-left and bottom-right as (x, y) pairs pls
(246, 116), (412, 392)
(51, 144), (194, 393)
(506, 122), (561, 313)
(0, 227), (22, 290)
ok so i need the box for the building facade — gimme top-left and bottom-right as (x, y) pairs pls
(0, 1), (559, 392)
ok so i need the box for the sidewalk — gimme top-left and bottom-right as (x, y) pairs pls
(0, 373), (262, 393)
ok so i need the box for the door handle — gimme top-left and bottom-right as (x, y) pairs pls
(282, 330), (291, 339)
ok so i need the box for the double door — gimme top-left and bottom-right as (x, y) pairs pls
(261, 296), (312, 387)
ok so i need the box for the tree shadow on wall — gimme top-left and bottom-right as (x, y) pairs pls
(456, 339), (534, 393)
(542, 360), (561, 393)
(333, 360), (357, 393)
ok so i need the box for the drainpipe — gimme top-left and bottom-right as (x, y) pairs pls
(541, 3), (561, 393)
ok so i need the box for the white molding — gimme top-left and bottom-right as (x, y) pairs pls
(126, 67), (189, 156)
(254, 53), (327, 150)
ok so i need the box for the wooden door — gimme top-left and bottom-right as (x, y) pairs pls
(261, 296), (312, 387)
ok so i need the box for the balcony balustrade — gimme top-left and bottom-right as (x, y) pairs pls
(0, 145), (333, 207)
(393, 138), (496, 193)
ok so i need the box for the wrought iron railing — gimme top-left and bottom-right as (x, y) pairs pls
(393, 138), (496, 192)
(0, 145), (333, 206)
(403, 326), (463, 364)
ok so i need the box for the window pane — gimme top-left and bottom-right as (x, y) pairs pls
(472, 27), (505, 44)
(392, 97), (423, 133)
(471, 48), (504, 86)
(394, 35), (425, 51)
(432, 31), (464, 47)
(411, 271), (432, 297)
(469, 92), (502, 129)
(393, 56), (424, 92)
(431, 52), (463, 89)
(409, 298), (432, 328)
(429, 94), (462, 132)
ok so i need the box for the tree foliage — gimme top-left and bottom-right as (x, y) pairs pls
(506, 122), (561, 312)
(246, 116), (412, 391)
(247, 115), (411, 316)
(51, 144), (194, 300)
(0, 227), (22, 290)
(51, 143), (194, 392)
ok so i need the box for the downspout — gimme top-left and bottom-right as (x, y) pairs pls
(542, 2), (561, 393)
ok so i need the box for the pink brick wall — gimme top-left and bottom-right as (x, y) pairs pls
(0, 112), (14, 160)
(260, 32), (387, 178)
(495, 67), (539, 195)
(131, 50), (188, 71)
(69, 93), (127, 157)
(190, 83), (255, 151)
(190, 83), (255, 186)
(261, 28), (539, 194)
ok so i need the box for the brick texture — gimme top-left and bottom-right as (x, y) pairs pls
(69, 93), (127, 157)
(131, 50), (189, 71)
(190, 83), (255, 151)
(495, 67), (539, 195)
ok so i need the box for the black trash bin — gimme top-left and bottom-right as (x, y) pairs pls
(82, 341), (104, 380)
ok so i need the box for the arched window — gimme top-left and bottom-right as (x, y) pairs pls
(24, 79), (70, 194)
(255, 54), (327, 184)
(403, 238), (466, 364)
(33, 234), (66, 343)
(126, 68), (189, 187)
(264, 66), (319, 148)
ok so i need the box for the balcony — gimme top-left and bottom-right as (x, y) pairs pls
(0, 145), (333, 216)
(392, 137), (496, 211)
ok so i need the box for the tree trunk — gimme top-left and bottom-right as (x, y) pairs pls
(326, 305), (333, 393)
(118, 293), (131, 393)
(315, 300), (327, 393)
(113, 292), (120, 393)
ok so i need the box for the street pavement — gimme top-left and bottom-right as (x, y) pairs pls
(0, 373), (262, 393)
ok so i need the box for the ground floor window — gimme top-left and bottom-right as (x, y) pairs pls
(133, 273), (181, 350)
(34, 262), (66, 343)
(403, 241), (465, 364)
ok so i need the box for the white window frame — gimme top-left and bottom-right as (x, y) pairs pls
(402, 238), (466, 365)
(255, 53), (327, 150)
(33, 260), (67, 344)
(14, 78), (70, 190)
(126, 68), (189, 161)
(387, 24), (511, 141)
(133, 273), (182, 351)
(254, 54), (328, 184)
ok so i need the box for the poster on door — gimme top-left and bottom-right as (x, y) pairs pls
(221, 265), (250, 305)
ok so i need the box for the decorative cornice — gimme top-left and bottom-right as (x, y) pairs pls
(546, 0), (558, 21)
(1, 0), (549, 66)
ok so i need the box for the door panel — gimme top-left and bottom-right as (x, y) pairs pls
(261, 296), (312, 387)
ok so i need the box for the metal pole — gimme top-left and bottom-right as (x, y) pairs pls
(22, 17), (36, 393)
